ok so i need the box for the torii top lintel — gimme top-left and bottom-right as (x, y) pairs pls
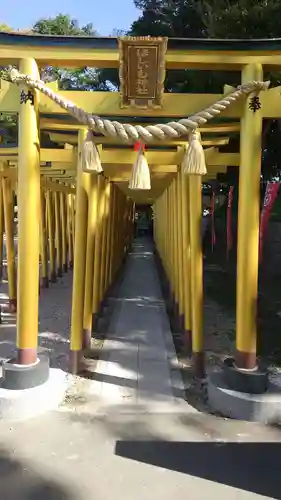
(1, 32), (281, 69)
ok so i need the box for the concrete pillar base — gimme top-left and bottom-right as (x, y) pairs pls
(8, 298), (17, 313)
(41, 276), (49, 288)
(2, 354), (49, 390)
(208, 371), (281, 423)
(50, 272), (56, 283)
(0, 367), (67, 421)
(82, 329), (92, 350)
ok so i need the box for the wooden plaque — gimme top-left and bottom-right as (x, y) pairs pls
(118, 36), (167, 110)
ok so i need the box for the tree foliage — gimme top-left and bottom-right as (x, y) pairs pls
(131, 0), (205, 37)
(32, 14), (95, 36)
(199, 0), (281, 39)
(32, 14), (108, 90)
(127, 0), (281, 177)
(0, 24), (13, 32)
(2, 4), (281, 170)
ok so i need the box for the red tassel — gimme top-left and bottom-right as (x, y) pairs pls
(134, 141), (145, 152)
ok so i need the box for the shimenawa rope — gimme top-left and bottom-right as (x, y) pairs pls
(1, 67), (270, 184)
(4, 67), (269, 143)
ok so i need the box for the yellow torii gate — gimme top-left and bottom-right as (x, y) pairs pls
(0, 32), (278, 410)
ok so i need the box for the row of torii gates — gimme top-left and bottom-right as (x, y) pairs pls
(0, 32), (279, 394)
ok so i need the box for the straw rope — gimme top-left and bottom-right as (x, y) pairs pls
(1, 67), (270, 143)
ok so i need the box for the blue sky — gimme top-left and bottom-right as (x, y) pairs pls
(1, 0), (140, 35)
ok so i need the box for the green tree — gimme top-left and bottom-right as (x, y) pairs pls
(32, 14), (95, 36)
(126, 0), (281, 178)
(131, 0), (206, 37)
(199, 0), (281, 39)
(32, 14), (108, 90)
(126, 0), (240, 93)
(0, 24), (13, 32)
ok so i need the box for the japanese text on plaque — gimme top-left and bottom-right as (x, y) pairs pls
(136, 48), (149, 96)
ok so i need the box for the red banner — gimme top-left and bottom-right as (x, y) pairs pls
(227, 186), (234, 260)
(211, 192), (216, 252)
(259, 182), (279, 262)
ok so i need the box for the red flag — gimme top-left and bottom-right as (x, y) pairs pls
(227, 186), (234, 260)
(259, 182), (279, 262)
(211, 191), (216, 252)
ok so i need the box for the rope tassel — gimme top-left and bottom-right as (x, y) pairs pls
(182, 129), (207, 176)
(128, 142), (151, 190)
(81, 130), (103, 174)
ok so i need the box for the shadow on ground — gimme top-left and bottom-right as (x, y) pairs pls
(115, 440), (281, 499)
(0, 446), (75, 500)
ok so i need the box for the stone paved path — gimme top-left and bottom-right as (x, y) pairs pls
(85, 239), (191, 413)
(0, 238), (279, 499)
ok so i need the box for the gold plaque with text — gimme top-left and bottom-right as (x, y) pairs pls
(118, 36), (167, 109)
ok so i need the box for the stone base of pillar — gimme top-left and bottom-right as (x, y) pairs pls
(0, 366), (67, 421)
(2, 354), (49, 390)
(82, 329), (92, 350)
(192, 351), (205, 379)
(208, 370), (281, 423)
(63, 263), (68, 273)
(183, 329), (192, 355)
(50, 271), (56, 283)
(8, 298), (17, 313)
(69, 350), (85, 375)
(223, 356), (268, 394)
(41, 276), (49, 288)
(178, 313), (184, 333)
(92, 313), (99, 333)
(57, 267), (63, 278)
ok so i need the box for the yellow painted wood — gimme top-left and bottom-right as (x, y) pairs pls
(0, 77), (280, 118)
(99, 180), (111, 301)
(16, 58), (40, 353)
(109, 184), (117, 285)
(60, 190), (67, 271)
(39, 190), (48, 284)
(35, 92), (241, 118)
(49, 132), (230, 148)
(167, 184), (173, 296)
(115, 188), (124, 277)
(0, 148), (239, 168)
(0, 167), (75, 193)
(172, 180), (179, 306)
(2, 177), (16, 308)
(164, 190), (169, 280)
(70, 132), (90, 351)
(83, 174), (98, 337)
(165, 50), (281, 69)
(176, 172), (184, 317)
(40, 118), (240, 134)
(181, 166), (191, 333)
(0, 172), (4, 279)
(189, 175), (203, 354)
(66, 193), (73, 266)
(46, 190), (56, 282)
(101, 150), (240, 167)
(54, 190), (62, 276)
(1, 39), (281, 69)
(105, 182), (113, 293)
(92, 176), (106, 316)
(236, 64), (263, 365)
(71, 193), (74, 255)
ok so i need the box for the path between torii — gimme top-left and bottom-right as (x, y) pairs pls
(0, 238), (278, 499)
